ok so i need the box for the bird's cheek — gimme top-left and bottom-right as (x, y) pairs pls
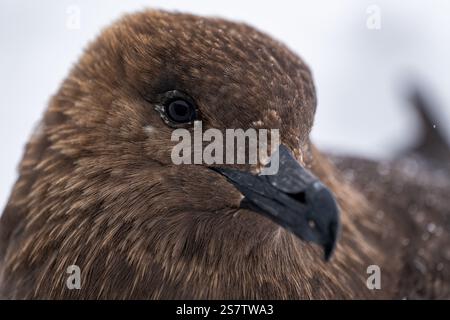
(186, 174), (245, 210)
(215, 176), (246, 207)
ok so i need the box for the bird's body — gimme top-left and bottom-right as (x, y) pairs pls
(331, 154), (450, 299)
(0, 10), (448, 299)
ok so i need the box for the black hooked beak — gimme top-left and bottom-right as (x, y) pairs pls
(212, 144), (340, 261)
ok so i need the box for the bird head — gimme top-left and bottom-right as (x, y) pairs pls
(13, 10), (342, 297)
(50, 10), (339, 258)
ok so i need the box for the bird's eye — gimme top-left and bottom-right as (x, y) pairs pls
(165, 99), (196, 123)
(155, 90), (198, 127)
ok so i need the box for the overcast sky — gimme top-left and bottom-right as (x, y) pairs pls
(1, 0), (450, 211)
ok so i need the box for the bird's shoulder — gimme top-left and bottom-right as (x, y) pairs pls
(329, 154), (450, 298)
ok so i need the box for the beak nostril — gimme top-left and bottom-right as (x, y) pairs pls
(287, 191), (307, 204)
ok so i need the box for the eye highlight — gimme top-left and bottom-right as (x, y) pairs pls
(155, 90), (198, 127)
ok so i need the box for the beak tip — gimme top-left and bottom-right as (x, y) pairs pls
(323, 221), (339, 261)
(323, 243), (335, 261)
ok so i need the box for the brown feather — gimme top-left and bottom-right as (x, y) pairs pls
(0, 10), (448, 299)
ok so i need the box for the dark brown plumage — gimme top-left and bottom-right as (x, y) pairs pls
(0, 10), (448, 299)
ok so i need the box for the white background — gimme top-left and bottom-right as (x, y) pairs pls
(1, 0), (450, 211)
